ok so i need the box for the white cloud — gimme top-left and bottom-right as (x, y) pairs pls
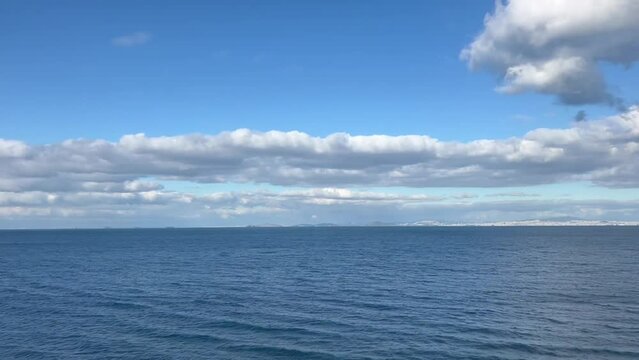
(0, 109), (638, 226)
(461, 0), (639, 107)
(0, 107), (638, 193)
(111, 31), (152, 47)
(0, 139), (29, 158)
(0, 187), (637, 228)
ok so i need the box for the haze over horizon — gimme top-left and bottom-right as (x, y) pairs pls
(1, 0), (639, 228)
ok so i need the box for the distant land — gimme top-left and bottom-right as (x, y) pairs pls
(247, 219), (639, 228)
(403, 219), (639, 227)
(2, 220), (638, 231)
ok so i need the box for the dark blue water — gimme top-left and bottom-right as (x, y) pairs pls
(1, 227), (638, 359)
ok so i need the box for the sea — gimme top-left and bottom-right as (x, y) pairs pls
(1, 226), (638, 359)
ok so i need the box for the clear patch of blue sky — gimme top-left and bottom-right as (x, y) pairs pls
(2, 0), (636, 144)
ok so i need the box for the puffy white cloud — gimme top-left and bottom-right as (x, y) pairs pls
(0, 108), (638, 193)
(0, 108), (638, 226)
(461, 0), (639, 107)
(0, 140), (29, 158)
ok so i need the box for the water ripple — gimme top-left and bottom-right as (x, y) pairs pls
(1, 226), (638, 359)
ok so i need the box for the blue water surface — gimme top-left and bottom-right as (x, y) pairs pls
(1, 227), (638, 359)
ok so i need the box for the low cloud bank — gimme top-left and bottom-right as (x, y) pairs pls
(0, 187), (638, 227)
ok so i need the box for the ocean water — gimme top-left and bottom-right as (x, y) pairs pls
(1, 227), (638, 359)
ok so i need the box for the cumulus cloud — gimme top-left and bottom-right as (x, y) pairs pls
(461, 0), (639, 107)
(111, 31), (152, 47)
(0, 107), (638, 193)
(0, 108), (638, 226)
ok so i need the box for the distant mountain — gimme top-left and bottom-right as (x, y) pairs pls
(293, 223), (340, 227)
(246, 223), (283, 228)
(402, 220), (447, 226)
(366, 221), (397, 226)
(403, 218), (639, 226)
(246, 219), (639, 228)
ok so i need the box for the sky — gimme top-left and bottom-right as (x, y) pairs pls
(1, 0), (638, 228)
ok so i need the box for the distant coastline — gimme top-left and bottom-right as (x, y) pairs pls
(248, 220), (639, 228)
(1, 221), (639, 231)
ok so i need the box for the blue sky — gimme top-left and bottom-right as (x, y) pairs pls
(0, 0), (638, 227)
(2, 0), (634, 143)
